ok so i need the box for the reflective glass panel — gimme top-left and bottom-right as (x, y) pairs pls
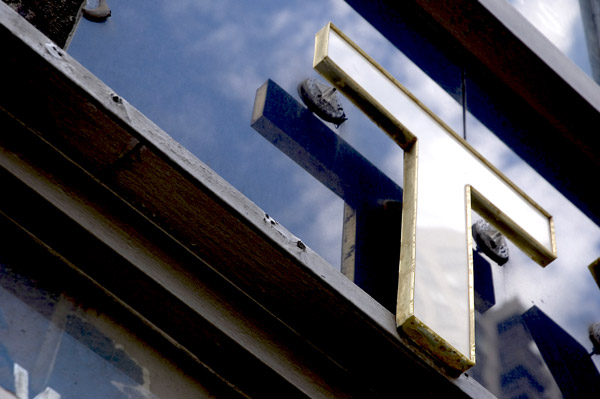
(0, 224), (208, 399)
(465, 104), (600, 397)
(67, 1), (600, 396)
(505, 0), (596, 81)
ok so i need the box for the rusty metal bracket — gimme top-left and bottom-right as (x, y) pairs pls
(82, 0), (111, 22)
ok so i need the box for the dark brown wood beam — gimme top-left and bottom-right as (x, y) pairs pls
(2, 0), (83, 48)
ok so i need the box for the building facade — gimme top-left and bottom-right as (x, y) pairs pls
(1, 1), (599, 397)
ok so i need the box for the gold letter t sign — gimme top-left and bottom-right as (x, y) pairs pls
(313, 23), (557, 373)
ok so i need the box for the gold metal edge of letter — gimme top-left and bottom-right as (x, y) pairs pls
(312, 21), (557, 374)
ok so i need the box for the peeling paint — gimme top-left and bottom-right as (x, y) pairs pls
(43, 42), (63, 59)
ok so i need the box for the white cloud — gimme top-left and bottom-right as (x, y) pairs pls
(508, 0), (582, 54)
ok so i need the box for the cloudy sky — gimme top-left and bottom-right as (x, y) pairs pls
(70, 0), (600, 380)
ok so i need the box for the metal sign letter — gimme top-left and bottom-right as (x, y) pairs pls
(313, 23), (557, 373)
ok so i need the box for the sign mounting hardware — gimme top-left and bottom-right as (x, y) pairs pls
(313, 22), (557, 374)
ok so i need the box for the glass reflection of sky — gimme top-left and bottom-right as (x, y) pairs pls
(0, 284), (154, 399)
(506, 0), (594, 79)
(69, 0), (600, 385)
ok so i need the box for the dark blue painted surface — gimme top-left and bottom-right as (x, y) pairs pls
(473, 250), (496, 313)
(523, 306), (600, 398)
(251, 79), (402, 311)
(251, 80), (403, 209)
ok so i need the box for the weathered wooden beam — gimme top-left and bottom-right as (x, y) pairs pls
(1, 0), (83, 48)
(0, 109), (348, 398)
